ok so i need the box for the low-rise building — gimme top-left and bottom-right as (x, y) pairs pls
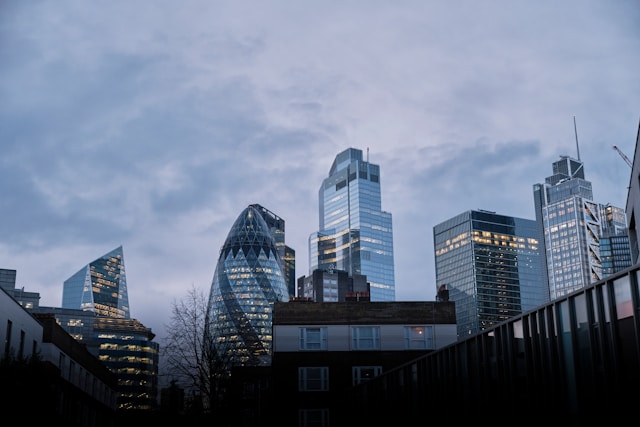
(1, 285), (118, 426)
(269, 300), (457, 425)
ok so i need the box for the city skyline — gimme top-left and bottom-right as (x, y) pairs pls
(1, 1), (638, 340)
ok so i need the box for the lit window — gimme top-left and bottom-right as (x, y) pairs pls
(404, 326), (433, 349)
(352, 366), (382, 385)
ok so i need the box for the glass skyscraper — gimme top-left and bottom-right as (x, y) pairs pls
(62, 245), (130, 318)
(206, 205), (290, 370)
(533, 156), (629, 300)
(249, 203), (296, 298)
(60, 246), (159, 411)
(433, 209), (547, 338)
(310, 147), (395, 301)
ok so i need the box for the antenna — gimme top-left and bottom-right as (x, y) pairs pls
(366, 147), (369, 162)
(573, 116), (581, 160)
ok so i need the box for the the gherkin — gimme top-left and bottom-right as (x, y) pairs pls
(206, 205), (289, 369)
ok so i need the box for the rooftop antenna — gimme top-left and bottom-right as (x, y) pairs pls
(366, 147), (369, 162)
(573, 115), (581, 161)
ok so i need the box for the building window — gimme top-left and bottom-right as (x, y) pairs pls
(4, 320), (12, 358)
(59, 353), (67, 378)
(18, 330), (25, 359)
(298, 408), (330, 427)
(299, 327), (328, 350)
(352, 366), (382, 385)
(351, 326), (380, 350)
(298, 367), (329, 391)
(242, 382), (256, 399)
(69, 360), (76, 383)
(404, 326), (433, 349)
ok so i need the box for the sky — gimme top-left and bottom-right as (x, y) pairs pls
(1, 1), (639, 344)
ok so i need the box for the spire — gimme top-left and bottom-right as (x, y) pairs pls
(573, 116), (581, 161)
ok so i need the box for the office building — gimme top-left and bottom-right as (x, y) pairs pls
(310, 147), (395, 301)
(0, 268), (17, 291)
(250, 203), (296, 298)
(59, 246), (159, 412)
(62, 245), (130, 319)
(206, 204), (290, 371)
(533, 155), (627, 300)
(600, 204), (632, 277)
(297, 268), (369, 302)
(433, 209), (546, 338)
(0, 268), (40, 309)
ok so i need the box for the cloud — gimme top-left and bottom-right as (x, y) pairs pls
(1, 0), (639, 346)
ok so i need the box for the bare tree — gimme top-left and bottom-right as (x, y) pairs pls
(162, 284), (220, 413)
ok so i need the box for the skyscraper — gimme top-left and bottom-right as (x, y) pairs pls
(600, 204), (632, 277)
(433, 209), (546, 338)
(533, 155), (628, 300)
(206, 205), (290, 370)
(249, 203), (296, 298)
(59, 246), (159, 411)
(62, 245), (130, 318)
(310, 148), (395, 301)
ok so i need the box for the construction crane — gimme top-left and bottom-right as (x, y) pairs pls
(613, 145), (633, 168)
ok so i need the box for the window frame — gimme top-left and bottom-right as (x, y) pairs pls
(352, 365), (383, 385)
(404, 325), (434, 349)
(298, 366), (329, 391)
(299, 327), (328, 351)
(351, 326), (381, 350)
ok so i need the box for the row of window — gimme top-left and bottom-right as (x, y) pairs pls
(4, 320), (37, 360)
(299, 365), (383, 391)
(298, 325), (433, 350)
(58, 352), (115, 406)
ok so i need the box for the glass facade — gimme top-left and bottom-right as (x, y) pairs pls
(249, 203), (296, 298)
(433, 210), (546, 338)
(206, 205), (290, 369)
(533, 156), (629, 300)
(59, 246), (159, 411)
(601, 233), (632, 277)
(62, 246), (130, 319)
(310, 148), (395, 301)
(94, 317), (159, 411)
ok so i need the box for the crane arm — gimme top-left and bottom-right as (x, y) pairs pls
(613, 145), (632, 168)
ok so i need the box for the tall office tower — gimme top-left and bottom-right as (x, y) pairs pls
(62, 245), (130, 318)
(433, 209), (546, 338)
(249, 203), (296, 298)
(0, 268), (16, 291)
(309, 147), (395, 301)
(533, 155), (627, 300)
(0, 268), (40, 309)
(60, 246), (159, 411)
(600, 204), (632, 277)
(206, 205), (290, 370)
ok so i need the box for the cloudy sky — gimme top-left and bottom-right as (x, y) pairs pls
(1, 1), (639, 342)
